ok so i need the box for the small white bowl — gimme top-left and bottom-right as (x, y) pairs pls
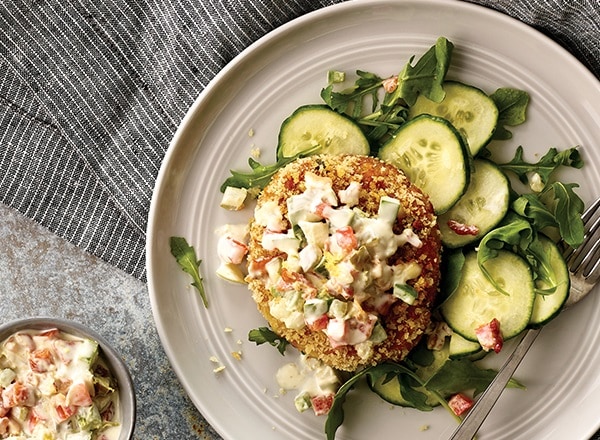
(0, 317), (136, 439)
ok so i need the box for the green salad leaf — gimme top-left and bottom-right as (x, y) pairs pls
(220, 146), (320, 192)
(439, 248), (466, 302)
(325, 358), (524, 440)
(490, 87), (530, 140)
(321, 70), (384, 118)
(248, 327), (290, 355)
(321, 37), (453, 150)
(325, 363), (436, 440)
(391, 36), (453, 106)
(546, 181), (585, 247)
(425, 358), (525, 397)
(169, 236), (208, 307)
(498, 145), (583, 188)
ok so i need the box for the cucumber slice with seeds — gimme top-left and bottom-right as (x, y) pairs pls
(438, 159), (510, 248)
(409, 81), (498, 155)
(277, 105), (370, 159)
(378, 114), (470, 214)
(440, 250), (535, 342)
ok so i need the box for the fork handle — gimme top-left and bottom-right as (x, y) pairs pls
(449, 328), (542, 440)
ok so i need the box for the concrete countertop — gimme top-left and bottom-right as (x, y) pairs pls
(0, 203), (222, 439)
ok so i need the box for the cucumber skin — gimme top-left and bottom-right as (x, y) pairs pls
(276, 104), (370, 160)
(378, 114), (471, 214)
(448, 333), (483, 359)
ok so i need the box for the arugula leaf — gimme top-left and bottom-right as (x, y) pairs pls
(490, 88), (530, 140)
(220, 145), (320, 192)
(478, 212), (534, 264)
(512, 194), (558, 231)
(321, 70), (384, 118)
(476, 212), (536, 293)
(511, 182), (584, 248)
(425, 358), (525, 397)
(325, 357), (525, 439)
(248, 327), (290, 355)
(545, 181), (585, 247)
(321, 37), (452, 150)
(325, 363), (434, 440)
(497, 141), (585, 248)
(498, 145), (583, 188)
(439, 248), (466, 303)
(391, 36), (453, 106)
(169, 236), (208, 307)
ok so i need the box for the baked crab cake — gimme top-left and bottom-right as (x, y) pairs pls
(246, 154), (441, 372)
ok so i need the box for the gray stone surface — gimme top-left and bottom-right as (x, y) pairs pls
(0, 203), (221, 439)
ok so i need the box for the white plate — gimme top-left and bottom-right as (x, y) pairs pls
(147, 1), (600, 439)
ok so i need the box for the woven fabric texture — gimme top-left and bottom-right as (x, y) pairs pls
(1, 0), (599, 284)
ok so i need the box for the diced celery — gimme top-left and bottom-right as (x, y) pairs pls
(76, 405), (102, 432)
(220, 186), (248, 210)
(377, 196), (400, 224)
(0, 368), (16, 387)
(216, 262), (246, 284)
(298, 221), (329, 248)
(327, 70), (345, 84)
(369, 322), (388, 343)
(294, 391), (312, 413)
(304, 298), (328, 320)
(327, 207), (354, 230)
(328, 299), (348, 319)
(393, 283), (418, 305)
(78, 339), (99, 366)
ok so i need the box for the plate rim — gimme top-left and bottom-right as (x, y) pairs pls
(147, 1), (600, 439)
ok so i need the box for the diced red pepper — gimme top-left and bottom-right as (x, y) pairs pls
(447, 219), (480, 236)
(311, 393), (334, 416)
(2, 382), (33, 408)
(333, 226), (358, 254)
(448, 393), (474, 416)
(307, 314), (329, 332)
(29, 348), (54, 373)
(66, 382), (93, 407)
(55, 403), (77, 422)
(475, 318), (503, 353)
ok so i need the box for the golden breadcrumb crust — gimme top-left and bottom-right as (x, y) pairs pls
(247, 154), (441, 372)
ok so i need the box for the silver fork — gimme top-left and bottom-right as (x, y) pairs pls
(449, 196), (600, 440)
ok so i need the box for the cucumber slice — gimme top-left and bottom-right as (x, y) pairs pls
(277, 105), (370, 159)
(438, 159), (510, 248)
(448, 332), (483, 360)
(528, 235), (570, 327)
(368, 375), (439, 408)
(368, 345), (449, 408)
(440, 250), (535, 342)
(409, 81), (499, 155)
(378, 114), (470, 214)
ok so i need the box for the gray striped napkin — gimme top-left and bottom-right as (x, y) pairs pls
(1, 0), (599, 284)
